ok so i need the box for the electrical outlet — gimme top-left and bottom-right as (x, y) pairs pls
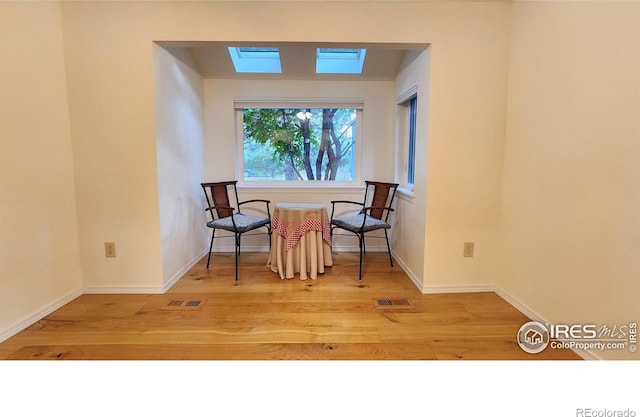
(104, 242), (116, 258)
(463, 242), (474, 257)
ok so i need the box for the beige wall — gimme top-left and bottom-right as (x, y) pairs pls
(60, 1), (165, 292)
(421, 3), (511, 290)
(0, 2), (83, 336)
(500, 1), (640, 359)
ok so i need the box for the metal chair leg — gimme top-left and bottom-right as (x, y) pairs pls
(358, 234), (364, 280)
(235, 234), (239, 281)
(206, 229), (215, 269)
(329, 226), (334, 255)
(384, 229), (394, 267)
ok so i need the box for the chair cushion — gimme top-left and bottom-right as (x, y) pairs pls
(331, 214), (390, 233)
(207, 213), (270, 233)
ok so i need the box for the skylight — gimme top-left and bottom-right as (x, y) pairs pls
(228, 47), (282, 73)
(227, 46), (367, 75)
(316, 48), (367, 74)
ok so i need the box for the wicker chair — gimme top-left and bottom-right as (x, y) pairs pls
(330, 180), (399, 280)
(201, 181), (271, 280)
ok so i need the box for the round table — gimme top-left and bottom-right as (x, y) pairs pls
(267, 201), (333, 280)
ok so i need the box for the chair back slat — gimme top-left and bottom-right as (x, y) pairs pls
(201, 181), (237, 219)
(365, 181), (399, 220)
(211, 184), (232, 218)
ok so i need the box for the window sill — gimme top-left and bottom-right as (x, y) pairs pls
(397, 186), (415, 203)
(238, 183), (365, 195)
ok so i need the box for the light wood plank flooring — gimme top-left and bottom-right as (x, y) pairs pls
(0, 252), (580, 360)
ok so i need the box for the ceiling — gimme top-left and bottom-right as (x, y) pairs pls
(159, 42), (429, 81)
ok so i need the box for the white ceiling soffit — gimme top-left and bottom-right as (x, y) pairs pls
(158, 42), (429, 81)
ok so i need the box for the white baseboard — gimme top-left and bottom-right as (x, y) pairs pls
(493, 286), (548, 324)
(82, 286), (165, 294)
(210, 245), (271, 253)
(83, 251), (209, 295)
(422, 284), (496, 294)
(390, 250), (423, 291)
(332, 245), (387, 252)
(163, 249), (208, 292)
(493, 286), (597, 360)
(387, 249), (496, 296)
(211, 244), (388, 253)
(0, 288), (83, 343)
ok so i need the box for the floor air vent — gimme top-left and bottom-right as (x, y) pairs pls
(374, 298), (412, 310)
(162, 299), (206, 310)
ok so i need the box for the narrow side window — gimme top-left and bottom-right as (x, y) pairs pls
(407, 96), (417, 186)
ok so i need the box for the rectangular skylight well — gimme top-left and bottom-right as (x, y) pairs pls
(317, 48), (362, 57)
(237, 47), (280, 57)
(316, 48), (367, 74)
(228, 46), (282, 73)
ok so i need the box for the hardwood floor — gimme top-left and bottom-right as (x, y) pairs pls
(0, 252), (580, 360)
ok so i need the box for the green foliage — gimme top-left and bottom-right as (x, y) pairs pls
(244, 109), (302, 160)
(243, 107), (356, 181)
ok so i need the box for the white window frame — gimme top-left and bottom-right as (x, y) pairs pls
(234, 97), (364, 189)
(395, 85), (418, 197)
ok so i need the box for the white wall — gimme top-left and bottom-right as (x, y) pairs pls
(392, 49), (430, 287)
(153, 45), (206, 288)
(0, 2), (83, 339)
(500, 1), (640, 359)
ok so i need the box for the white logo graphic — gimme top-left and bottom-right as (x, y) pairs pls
(517, 321), (549, 354)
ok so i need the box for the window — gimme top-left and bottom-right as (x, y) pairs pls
(227, 47), (282, 73)
(226, 46), (367, 75)
(316, 48), (367, 74)
(396, 86), (417, 191)
(235, 99), (363, 184)
(407, 96), (417, 186)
